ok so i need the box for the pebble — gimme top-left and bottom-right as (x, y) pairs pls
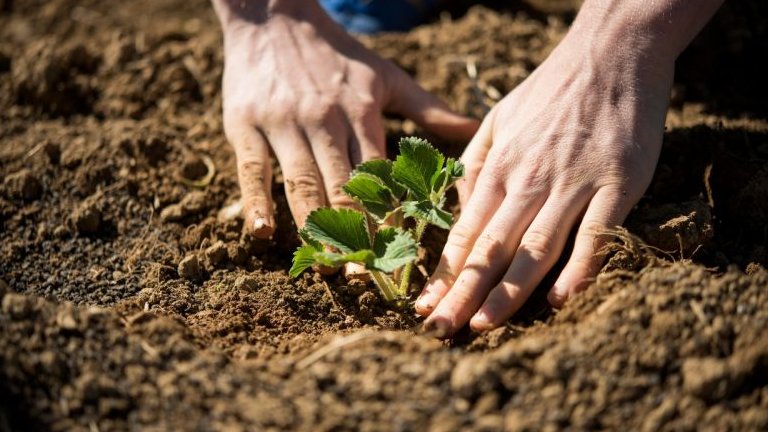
(72, 201), (102, 234)
(178, 255), (203, 282)
(233, 275), (259, 292)
(204, 241), (227, 268)
(160, 190), (209, 222)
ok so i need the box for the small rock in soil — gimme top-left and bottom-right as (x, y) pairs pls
(233, 275), (259, 292)
(227, 242), (249, 265)
(3, 168), (43, 201)
(71, 200), (102, 234)
(681, 357), (733, 401)
(178, 255), (203, 282)
(160, 190), (209, 222)
(357, 290), (377, 322)
(204, 241), (227, 269)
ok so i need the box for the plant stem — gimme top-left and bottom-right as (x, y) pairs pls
(370, 270), (398, 302)
(397, 218), (428, 297)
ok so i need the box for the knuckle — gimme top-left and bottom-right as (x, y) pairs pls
(464, 233), (500, 268)
(448, 287), (477, 311)
(299, 99), (339, 126)
(285, 172), (323, 199)
(327, 184), (355, 208)
(519, 228), (557, 263)
(446, 222), (477, 252)
(580, 220), (608, 236)
(237, 160), (268, 176)
(348, 98), (379, 121)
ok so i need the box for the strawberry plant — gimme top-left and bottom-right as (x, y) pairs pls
(290, 137), (464, 302)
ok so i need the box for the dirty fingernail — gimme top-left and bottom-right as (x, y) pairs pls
(423, 316), (450, 339)
(414, 296), (434, 314)
(251, 217), (274, 238)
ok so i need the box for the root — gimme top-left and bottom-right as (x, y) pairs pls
(597, 226), (672, 273)
(295, 330), (403, 370)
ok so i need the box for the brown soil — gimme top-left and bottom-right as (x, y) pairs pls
(2, 1), (768, 430)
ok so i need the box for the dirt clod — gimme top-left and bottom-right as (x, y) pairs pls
(682, 357), (734, 401)
(160, 190), (210, 222)
(177, 254), (203, 282)
(3, 169), (42, 201)
(233, 275), (259, 292)
(71, 200), (102, 234)
(204, 240), (228, 268)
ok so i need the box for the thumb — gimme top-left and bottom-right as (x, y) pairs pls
(385, 67), (479, 142)
(224, 119), (276, 239)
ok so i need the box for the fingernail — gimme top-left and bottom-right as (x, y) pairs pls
(414, 296), (434, 314)
(423, 316), (450, 338)
(251, 217), (274, 238)
(548, 285), (568, 307)
(470, 311), (493, 332)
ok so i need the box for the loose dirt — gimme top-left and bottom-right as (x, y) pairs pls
(1, 0), (767, 430)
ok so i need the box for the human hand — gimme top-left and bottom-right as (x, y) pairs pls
(414, 23), (676, 336)
(215, 0), (478, 237)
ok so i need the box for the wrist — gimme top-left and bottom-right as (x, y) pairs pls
(212, 0), (328, 30)
(562, 0), (724, 67)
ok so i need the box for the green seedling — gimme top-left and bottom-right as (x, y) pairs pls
(290, 136), (464, 302)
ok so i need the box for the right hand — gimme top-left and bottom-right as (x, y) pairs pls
(217, 1), (478, 237)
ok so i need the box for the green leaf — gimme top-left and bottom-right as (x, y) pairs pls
(372, 229), (418, 272)
(313, 250), (376, 268)
(372, 227), (397, 257)
(290, 244), (321, 277)
(402, 200), (453, 230)
(392, 137), (444, 201)
(343, 172), (394, 220)
(355, 159), (406, 198)
(446, 157), (465, 179)
(298, 228), (323, 250)
(304, 208), (371, 254)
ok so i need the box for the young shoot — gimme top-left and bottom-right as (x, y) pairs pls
(289, 136), (464, 302)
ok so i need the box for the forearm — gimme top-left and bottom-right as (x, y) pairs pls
(565, 0), (725, 63)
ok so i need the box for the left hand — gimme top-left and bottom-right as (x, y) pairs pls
(414, 29), (675, 337)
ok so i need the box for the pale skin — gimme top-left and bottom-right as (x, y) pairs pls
(212, 0), (725, 337)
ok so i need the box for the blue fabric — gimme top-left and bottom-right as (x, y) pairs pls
(319, 0), (439, 34)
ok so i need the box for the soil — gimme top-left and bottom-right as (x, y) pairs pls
(2, 0), (768, 431)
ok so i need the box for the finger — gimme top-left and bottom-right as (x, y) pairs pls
(423, 191), (545, 337)
(347, 105), (386, 165)
(386, 66), (479, 142)
(267, 127), (327, 228)
(415, 171), (505, 317)
(457, 111), (495, 205)
(469, 190), (592, 331)
(304, 115), (357, 209)
(547, 186), (630, 307)
(225, 120), (276, 238)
